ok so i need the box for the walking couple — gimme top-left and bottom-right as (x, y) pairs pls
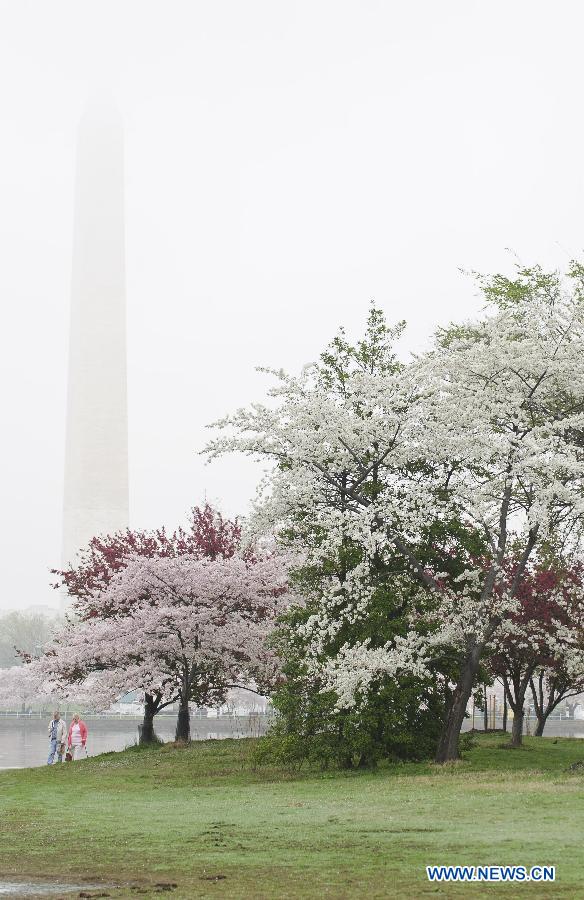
(47, 711), (88, 764)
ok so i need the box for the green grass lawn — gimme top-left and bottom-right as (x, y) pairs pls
(0, 734), (582, 899)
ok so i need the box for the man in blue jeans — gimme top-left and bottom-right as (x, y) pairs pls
(47, 711), (67, 764)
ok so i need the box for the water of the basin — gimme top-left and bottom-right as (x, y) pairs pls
(0, 714), (269, 769)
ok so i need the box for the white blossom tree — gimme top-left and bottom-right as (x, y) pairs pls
(206, 266), (584, 762)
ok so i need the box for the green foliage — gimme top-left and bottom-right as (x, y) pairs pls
(318, 301), (404, 390)
(0, 611), (58, 668)
(262, 665), (446, 771)
(458, 731), (478, 753)
(436, 260), (584, 350)
(263, 584), (455, 770)
(477, 264), (563, 310)
(269, 495), (488, 770)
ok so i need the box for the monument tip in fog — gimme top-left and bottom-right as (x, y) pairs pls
(61, 97), (129, 595)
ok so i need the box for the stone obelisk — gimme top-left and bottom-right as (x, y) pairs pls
(62, 97), (129, 582)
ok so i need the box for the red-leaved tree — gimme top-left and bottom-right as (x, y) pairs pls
(54, 504), (241, 617)
(487, 562), (584, 746)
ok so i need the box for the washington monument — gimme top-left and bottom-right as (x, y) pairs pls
(62, 97), (129, 579)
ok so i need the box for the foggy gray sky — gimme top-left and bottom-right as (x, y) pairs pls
(1, 1), (584, 611)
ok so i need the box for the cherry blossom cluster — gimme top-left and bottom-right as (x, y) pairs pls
(42, 553), (298, 712)
(0, 662), (57, 710)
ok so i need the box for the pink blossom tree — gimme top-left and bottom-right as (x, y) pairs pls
(51, 504), (242, 739)
(44, 553), (295, 741)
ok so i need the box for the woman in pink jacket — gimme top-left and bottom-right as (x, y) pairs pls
(67, 714), (88, 760)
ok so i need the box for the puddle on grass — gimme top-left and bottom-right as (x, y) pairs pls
(0, 882), (111, 897)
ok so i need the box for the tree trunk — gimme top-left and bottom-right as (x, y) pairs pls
(533, 714), (546, 737)
(511, 709), (524, 747)
(502, 690), (508, 732)
(175, 698), (190, 742)
(139, 693), (157, 744)
(435, 645), (481, 763)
